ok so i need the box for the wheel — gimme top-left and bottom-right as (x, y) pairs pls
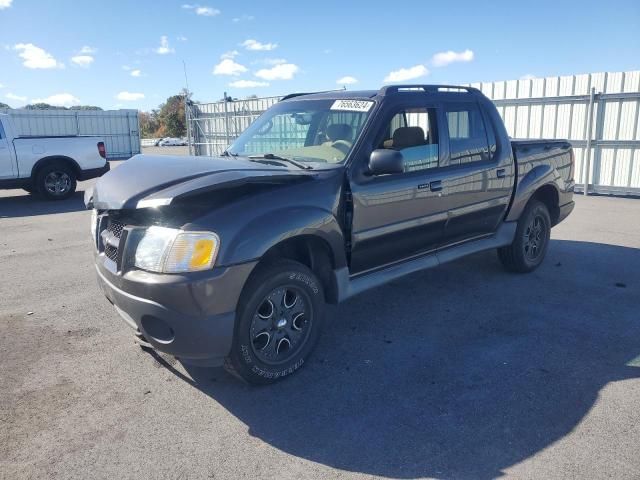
(226, 259), (325, 385)
(498, 199), (551, 273)
(35, 162), (77, 200)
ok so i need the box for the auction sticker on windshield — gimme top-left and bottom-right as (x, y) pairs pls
(330, 100), (374, 112)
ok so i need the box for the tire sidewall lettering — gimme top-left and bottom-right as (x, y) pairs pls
(288, 272), (319, 295)
(249, 358), (304, 379)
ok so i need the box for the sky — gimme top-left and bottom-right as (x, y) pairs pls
(0, 0), (639, 111)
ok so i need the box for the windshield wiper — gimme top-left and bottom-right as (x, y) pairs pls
(248, 153), (313, 170)
(220, 150), (238, 157)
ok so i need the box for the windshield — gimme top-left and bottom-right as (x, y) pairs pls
(226, 98), (374, 165)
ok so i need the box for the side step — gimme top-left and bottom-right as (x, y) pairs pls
(335, 222), (516, 302)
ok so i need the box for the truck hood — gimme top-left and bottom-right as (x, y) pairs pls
(85, 154), (315, 210)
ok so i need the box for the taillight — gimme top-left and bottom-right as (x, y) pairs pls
(98, 142), (106, 159)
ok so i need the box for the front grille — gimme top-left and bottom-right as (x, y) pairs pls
(104, 244), (118, 262)
(102, 218), (125, 263)
(107, 219), (124, 239)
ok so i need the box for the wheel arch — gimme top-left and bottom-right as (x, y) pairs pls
(31, 155), (81, 181)
(531, 184), (560, 225)
(262, 234), (341, 304)
(505, 164), (561, 224)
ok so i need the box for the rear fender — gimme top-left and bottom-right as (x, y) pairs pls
(506, 164), (560, 222)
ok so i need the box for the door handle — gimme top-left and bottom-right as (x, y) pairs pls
(429, 180), (442, 192)
(496, 168), (506, 178)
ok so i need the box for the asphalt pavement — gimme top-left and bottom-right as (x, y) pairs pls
(1, 163), (639, 479)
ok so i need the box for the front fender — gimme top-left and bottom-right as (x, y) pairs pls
(218, 206), (347, 268)
(506, 164), (561, 222)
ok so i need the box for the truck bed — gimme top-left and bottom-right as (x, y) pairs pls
(511, 138), (573, 181)
(507, 138), (575, 225)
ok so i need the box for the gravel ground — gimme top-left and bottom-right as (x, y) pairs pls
(1, 165), (639, 480)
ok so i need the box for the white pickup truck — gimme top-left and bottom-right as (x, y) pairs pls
(0, 113), (110, 200)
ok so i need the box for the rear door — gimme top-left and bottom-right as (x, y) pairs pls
(0, 119), (15, 179)
(439, 101), (512, 246)
(348, 97), (447, 273)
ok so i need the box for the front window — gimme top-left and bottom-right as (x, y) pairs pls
(376, 107), (440, 172)
(226, 99), (374, 165)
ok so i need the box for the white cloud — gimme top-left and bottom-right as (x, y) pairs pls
(32, 93), (80, 107)
(196, 6), (219, 16)
(116, 91), (145, 101)
(0, 83), (4, 89)
(431, 49), (474, 67)
(79, 46), (97, 54)
(182, 4), (220, 16)
(155, 36), (174, 55)
(229, 80), (269, 88)
(14, 43), (63, 69)
(232, 14), (254, 22)
(242, 39), (277, 51)
(213, 58), (247, 76)
(337, 76), (358, 85)
(177, 35), (188, 42)
(220, 50), (239, 59)
(255, 63), (298, 81)
(6, 92), (27, 102)
(0, 0), (13, 9)
(383, 65), (429, 83)
(71, 55), (94, 67)
(262, 58), (286, 65)
(130, 69), (143, 77)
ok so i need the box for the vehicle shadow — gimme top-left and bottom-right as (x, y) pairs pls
(0, 191), (87, 218)
(149, 239), (640, 479)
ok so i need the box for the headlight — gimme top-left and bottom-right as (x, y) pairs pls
(134, 226), (220, 273)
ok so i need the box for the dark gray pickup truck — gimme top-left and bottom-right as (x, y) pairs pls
(86, 85), (575, 384)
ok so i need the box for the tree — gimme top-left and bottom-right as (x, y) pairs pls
(70, 105), (103, 111)
(24, 103), (57, 110)
(157, 91), (188, 137)
(139, 110), (160, 138)
(0, 102), (11, 109)
(22, 103), (103, 111)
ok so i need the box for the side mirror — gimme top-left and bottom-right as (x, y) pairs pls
(368, 149), (404, 175)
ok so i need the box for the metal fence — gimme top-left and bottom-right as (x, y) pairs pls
(186, 95), (281, 157)
(186, 70), (640, 195)
(0, 108), (141, 160)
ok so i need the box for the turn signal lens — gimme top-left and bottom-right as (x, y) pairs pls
(163, 232), (219, 273)
(190, 239), (215, 269)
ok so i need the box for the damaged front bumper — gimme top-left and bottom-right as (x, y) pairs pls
(95, 256), (256, 367)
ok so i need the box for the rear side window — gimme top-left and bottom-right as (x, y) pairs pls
(378, 107), (439, 172)
(0, 120), (5, 139)
(446, 104), (490, 165)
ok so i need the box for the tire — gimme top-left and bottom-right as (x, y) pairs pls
(226, 259), (325, 385)
(498, 199), (551, 273)
(35, 161), (77, 200)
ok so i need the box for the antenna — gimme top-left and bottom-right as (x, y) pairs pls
(182, 60), (190, 96)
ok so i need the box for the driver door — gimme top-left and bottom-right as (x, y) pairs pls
(348, 99), (448, 274)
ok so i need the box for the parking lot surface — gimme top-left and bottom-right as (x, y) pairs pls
(1, 163), (639, 480)
(140, 145), (190, 156)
